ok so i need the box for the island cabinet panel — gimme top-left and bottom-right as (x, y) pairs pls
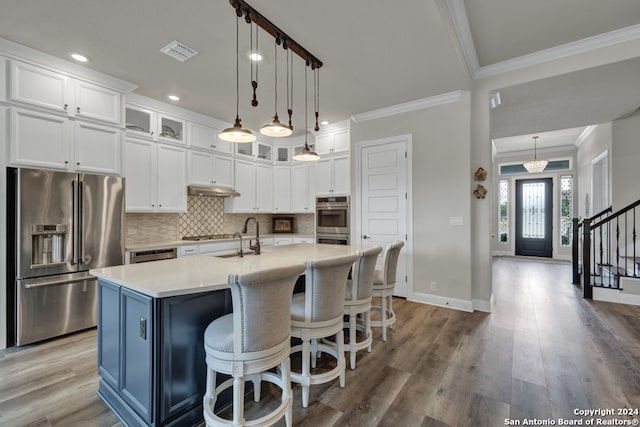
(97, 278), (232, 427)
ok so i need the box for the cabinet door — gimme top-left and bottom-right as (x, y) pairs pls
(74, 121), (122, 174)
(74, 80), (122, 125)
(126, 105), (156, 139)
(315, 158), (333, 194)
(120, 288), (153, 422)
(333, 155), (350, 194)
(188, 122), (214, 151)
(273, 167), (291, 212)
(255, 164), (273, 212)
(158, 114), (186, 144)
(274, 146), (290, 164)
(256, 141), (272, 162)
(125, 138), (156, 211)
(157, 144), (187, 211)
(274, 237), (293, 246)
(9, 61), (70, 113)
(212, 137), (233, 155)
(8, 108), (72, 170)
(212, 155), (234, 187)
(332, 129), (350, 153)
(291, 164), (312, 212)
(230, 160), (256, 212)
(314, 133), (333, 156)
(188, 150), (214, 185)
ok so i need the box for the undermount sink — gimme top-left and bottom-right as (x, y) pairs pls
(215, 250), (268, 258)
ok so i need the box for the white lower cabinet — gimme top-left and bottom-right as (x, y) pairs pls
(188, 150), (234, 188)
(273, 237), (293, 246)
(8, 107), (122, 174)
(291, 164), (315, 213)
(315, 154), (349, 194)
(226, 159), (273, 213)
(125, 138), (187, 212)
(293, 237), (315, 244)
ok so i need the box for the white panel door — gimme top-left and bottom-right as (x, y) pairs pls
(360, 140), (408, 297)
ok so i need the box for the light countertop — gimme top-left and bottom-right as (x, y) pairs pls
(91, 243), (359, 298)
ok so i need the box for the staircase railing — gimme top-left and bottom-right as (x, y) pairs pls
(573, 200), (640, 298)
(572, 206), (612, 286)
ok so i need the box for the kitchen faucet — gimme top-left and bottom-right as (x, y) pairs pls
(232, 232), (244, 257)
(242, 217), (261, 255)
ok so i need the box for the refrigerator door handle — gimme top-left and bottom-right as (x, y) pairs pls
(24, 275), (93, 289)
(71, 180), (78, 265)
(79, 180), (84, 264)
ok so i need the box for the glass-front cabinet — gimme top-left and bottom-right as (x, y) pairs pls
(125, 105), (156, 139)
(274, 146), (289, 164)
(158, 113), (185, 144)
(256, 141), (272, 162)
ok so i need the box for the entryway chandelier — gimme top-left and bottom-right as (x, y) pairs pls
(523, 136), (548, 173)
(220, 0), (324, 149)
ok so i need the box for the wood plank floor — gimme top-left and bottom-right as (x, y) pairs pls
(2, 257), (640, 426)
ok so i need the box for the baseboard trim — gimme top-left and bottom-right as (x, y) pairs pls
(410, 292), (473, 312)
(593, 286), (640, 306)
(473, 294), (494, 313)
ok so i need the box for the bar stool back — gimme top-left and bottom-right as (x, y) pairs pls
(344, 245), (383, 369)
(290, 253), (359, 407)
(203, 264), (306, 427)
(371, 240), (405, 341)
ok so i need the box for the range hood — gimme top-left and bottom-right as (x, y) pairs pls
(188, 185), (240, 198)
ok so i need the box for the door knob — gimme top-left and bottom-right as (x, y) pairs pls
(362, 235), (369, 239)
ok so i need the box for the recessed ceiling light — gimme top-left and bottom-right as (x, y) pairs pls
(69, 52), (89, 63)
(167, 95), (180, 102)
(248, 51), (263, 62)
(321, 121), (329, 125)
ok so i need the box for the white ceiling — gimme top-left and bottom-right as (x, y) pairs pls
(1, 0), (640, 144)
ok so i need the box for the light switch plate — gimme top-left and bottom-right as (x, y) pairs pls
(449, 216), (464, 226)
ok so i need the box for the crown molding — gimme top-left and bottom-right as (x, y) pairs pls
(493, 144), (577, 159)
(351, 90), (464, 123)
(446, 1), (640, 80)
(574, 125), (598, 148)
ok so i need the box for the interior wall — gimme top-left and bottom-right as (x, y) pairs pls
(576, 123), (612, 218)
(611, 113), (640, 210)
(472, 37), (640, 306)
(351, 93), (473, 304)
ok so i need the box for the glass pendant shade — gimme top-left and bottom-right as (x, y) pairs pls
(292, 143), (319, 161)
(523, 159), (548, 173)
(260, 114), (292, 137)
(219, 116), (256, 143)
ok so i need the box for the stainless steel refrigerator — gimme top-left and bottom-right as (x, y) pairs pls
(7, 168), (124, 346)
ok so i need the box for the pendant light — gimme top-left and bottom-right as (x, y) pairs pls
(219, 13), (256, 143)
(260, 37), (292, 137)
(293, 63), (319, 161)
(523, 136), (548, 173)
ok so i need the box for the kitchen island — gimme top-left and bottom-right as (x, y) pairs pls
(90, 243), (360, 427)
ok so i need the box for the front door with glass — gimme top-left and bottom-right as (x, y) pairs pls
(515, 178), (553, 258)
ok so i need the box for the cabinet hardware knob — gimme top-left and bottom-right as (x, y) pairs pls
(64, 104), (68, 111)
(76, 107), (80, 113)
(152, 204), (155, 207)
(363, 235), (370, 239)
(76, 162), (80, 165)
(151, 131), (154, 136)
(64, 160), (69, 164)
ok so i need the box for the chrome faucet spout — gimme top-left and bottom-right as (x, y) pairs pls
(242, 217), (261, 255)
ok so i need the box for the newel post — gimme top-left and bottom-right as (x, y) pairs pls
(582, 218), (593, 299)
(572, 218), (580, 285)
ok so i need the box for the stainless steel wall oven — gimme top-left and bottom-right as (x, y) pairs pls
(316, 196), (350, 245)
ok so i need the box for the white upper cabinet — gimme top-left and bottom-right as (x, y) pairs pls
(125, 105), (156, 138)
(188, 150), (234, 188)
(8, 60), (123, 125)
(315, 154), (350, 195)
(274, 146), (290, 164)
(8, 107), (122, 174)
(291, 164), (315, 212)
(125, 138), (187, 212)
(212, 138), (233, 155)
(314, 128), (349, 156)
(225, 159), (272, 213)
(187, 121), (214, 151)
(212, 155), (234, 187)
(273, 166), (292, 212)
(158, 113), (186, 144)
(256, 141), (272, 163)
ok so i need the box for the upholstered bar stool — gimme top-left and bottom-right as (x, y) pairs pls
(344, 245), (382, 369)
(203, 264), (306, 427)
(290, 253), (359, 407)
(370, 240), (405, 342)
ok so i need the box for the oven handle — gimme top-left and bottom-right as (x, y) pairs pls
(316, 204), (349, 210)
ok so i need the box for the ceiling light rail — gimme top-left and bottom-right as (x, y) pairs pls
(229, 0), (323, 70)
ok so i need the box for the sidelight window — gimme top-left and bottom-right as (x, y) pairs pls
(499, 179), (509, 244)
(560, 175), (573, 247)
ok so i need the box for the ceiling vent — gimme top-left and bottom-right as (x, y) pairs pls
(160, 40), (198, 62)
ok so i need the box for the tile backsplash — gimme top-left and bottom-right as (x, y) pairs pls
(125, 195), (314, 246)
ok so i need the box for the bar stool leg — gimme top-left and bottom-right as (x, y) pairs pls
(251, 374), (261, 402)
(301, 338), (311, 408)
(349, 313), (357, 370)
(365, 310), (372, 352)
(380, 295), (388, 341)
(337, 330), (345, 387)
(282, 358), (292, 427)
(232, 376), (245, 425)
(310, 338), (318, 369)
(203, 368), (217, 415)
